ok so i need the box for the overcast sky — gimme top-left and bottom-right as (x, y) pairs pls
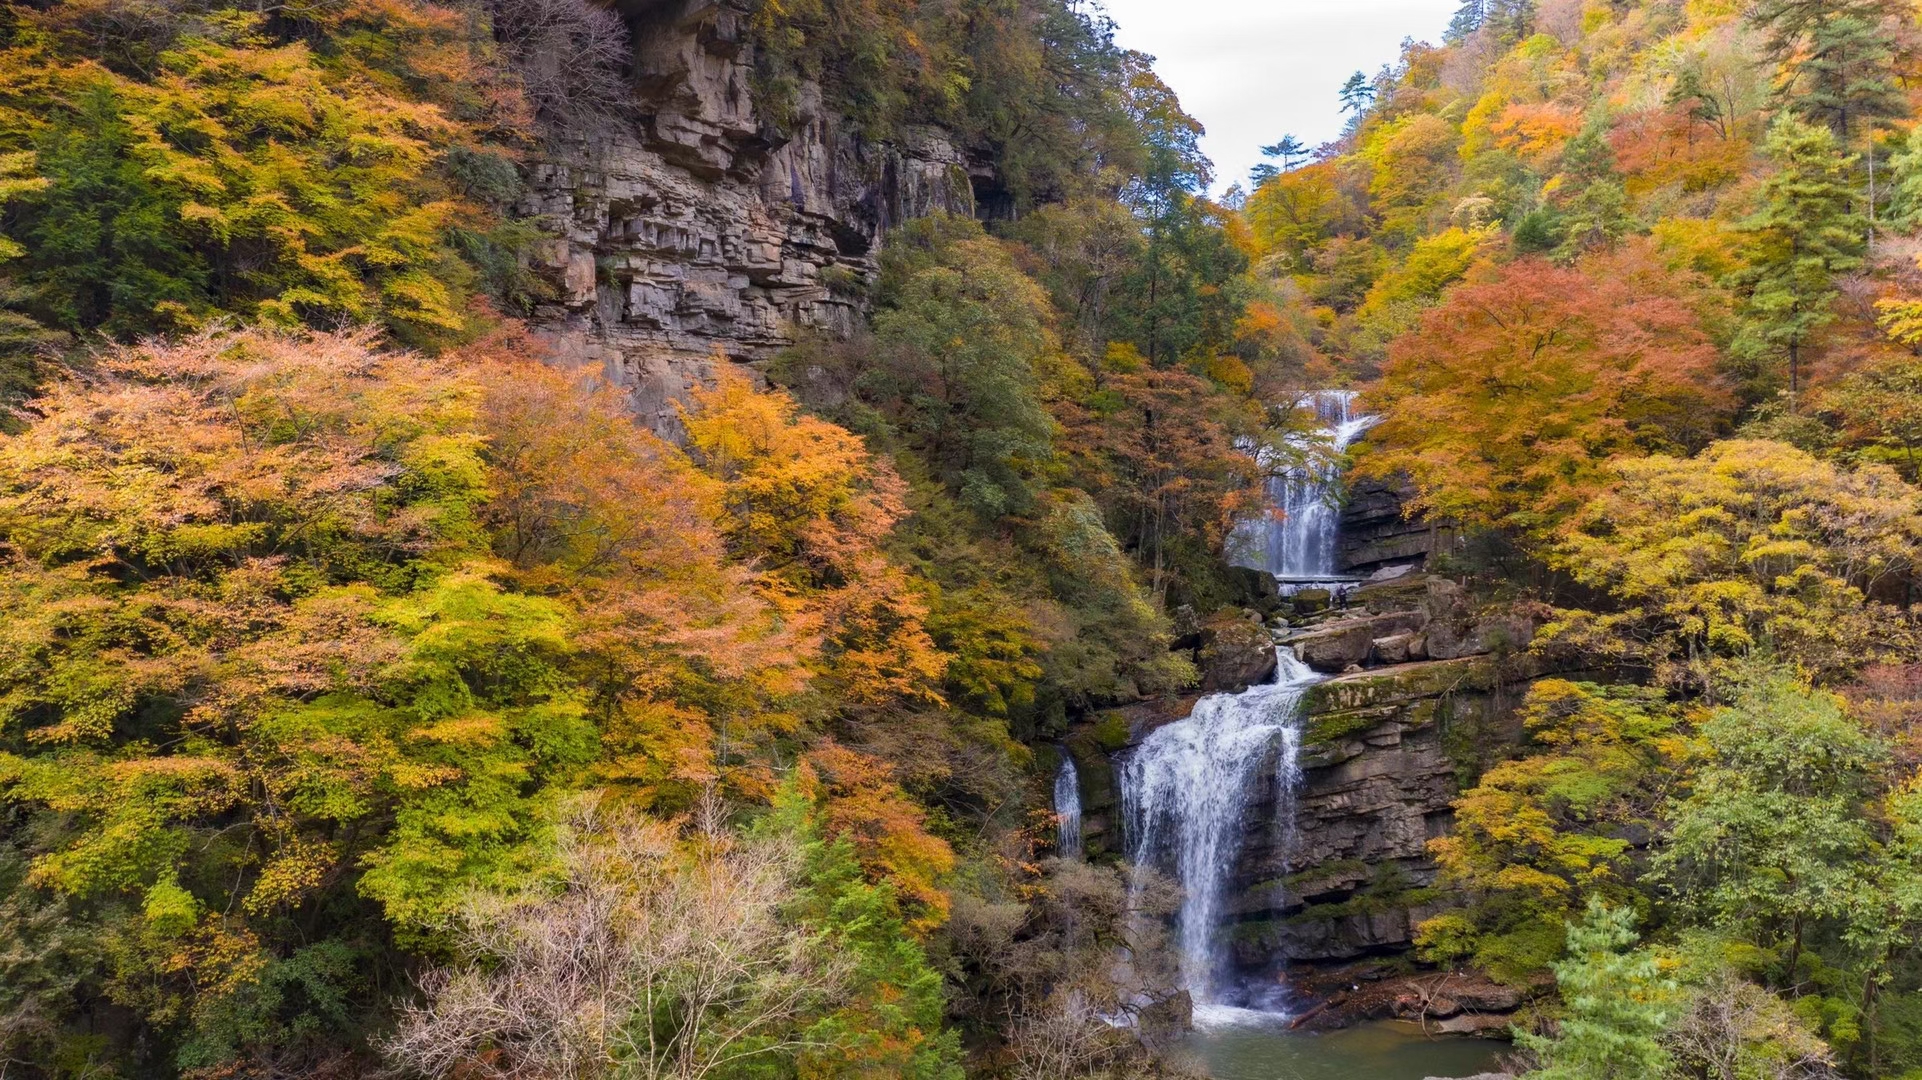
(1096, 0), (1462, 195)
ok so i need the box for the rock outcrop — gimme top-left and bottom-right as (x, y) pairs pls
(520, 0), (980, 433)
(1222, 651), (1538, 969)
(1338, 475), (1450, 575)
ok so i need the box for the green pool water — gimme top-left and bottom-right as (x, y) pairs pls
(1178, 1014), (1510, 1080)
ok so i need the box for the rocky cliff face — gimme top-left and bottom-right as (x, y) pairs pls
(519, 0), (979, 433)
(1227, 652), (1534, 969)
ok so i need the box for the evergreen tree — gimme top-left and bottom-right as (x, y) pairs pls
(1446, 0), (1534, 44)
(1886, 123), (1922, 229)
(1250, 135), (1307, 188)
(1339, 72), (1378, 115)
(1446, 0), (1488, 42)
(1729, 116), (1865, 397)
(1556, 113), (1634, 256)
(1262, 134), (1308, 170)
(1488, 0), (1538, 44)
(1653, 673), (1882, 984)
(1516, 900), (1682, 1080)
(1750, 0), (1908, 136)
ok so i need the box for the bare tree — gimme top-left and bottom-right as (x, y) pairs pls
(946, 856), (1190, 1080)
(384, 798), (849, 1080)
(1664, 975), (1842, 1080)
(485, 0), (632, 134)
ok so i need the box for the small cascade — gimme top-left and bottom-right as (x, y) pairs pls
(1120, 390), (1376, 1021)
(1055, 754), (1083, 859)
(1232, 390), (1379, 587)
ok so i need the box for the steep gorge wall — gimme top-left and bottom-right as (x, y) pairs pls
(519, 0), (980, 432)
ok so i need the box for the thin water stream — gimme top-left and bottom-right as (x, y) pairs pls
(1054, 754), (1082, 859)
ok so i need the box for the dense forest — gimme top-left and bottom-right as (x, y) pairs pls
(2, 0), (1922, 1077)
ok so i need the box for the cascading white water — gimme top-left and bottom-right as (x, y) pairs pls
(1121, 391), (1375, 1021)
(1055, 754), (1083, 859)
(1121, 653), (1316, 1005)
(1232, 390), (1378, 585)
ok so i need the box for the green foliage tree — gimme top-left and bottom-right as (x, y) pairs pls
(1730, 116), (1866, 398)
(1516, 899), (1682, 1080)
(1653, 672), (1883, 984)
(1419, 682), (1681, 983)
(873, 218), (1059, 520)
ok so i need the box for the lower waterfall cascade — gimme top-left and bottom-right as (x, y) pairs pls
(1119, 390), (1375, 1024)
(1121, 653), (1317, 1015)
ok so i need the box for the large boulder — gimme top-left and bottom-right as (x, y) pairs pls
(1292, 588), (1332, 616)
(1199, 610), (1277, 692)
(1224, 565), (1286, 616)
(1291, 612), (1428, 673)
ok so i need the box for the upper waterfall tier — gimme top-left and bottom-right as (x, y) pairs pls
(1231, 391), (1379, 584)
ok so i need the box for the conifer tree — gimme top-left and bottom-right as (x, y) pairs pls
(1730, 116), (1865, 397)
(1446, 0), (1488, 43)
(1515, 900), (1682, 1079)
(1339, 72), (1377, 115)
(1750, 0), (1908, 136)
(1452, 0), (1536, 45)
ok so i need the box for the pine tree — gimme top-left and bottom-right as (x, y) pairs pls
(1488, 0), (1538, 43)
(1730, 116), (1865, 397)
(1261, 134), (1308, 170)
(1446, 0), (1487, 43)
(1750, 0), (1907, 136)
(1451, 0), (1536, 45)
(1516, 900), (1682, 1079)
(1339, 72), (1377, 115)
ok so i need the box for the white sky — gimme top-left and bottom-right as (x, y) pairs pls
(1096, 0), (1463, 194)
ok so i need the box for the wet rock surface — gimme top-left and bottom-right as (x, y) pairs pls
(1288, 962), (1536, 1043)
(1067, 569), (1552, 979)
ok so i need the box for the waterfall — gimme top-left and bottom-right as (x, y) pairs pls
(1055, 754), (1083, 859)
(1232, 390), (1379, 584)
(1122, 653), (1317, 1008)
(1120, 391), (1373, 1021)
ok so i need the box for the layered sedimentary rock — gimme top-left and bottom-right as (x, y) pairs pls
(1337, 475), (1456, 575)
(1225, 653), (1535, 967)
(520, 0), (979, 432)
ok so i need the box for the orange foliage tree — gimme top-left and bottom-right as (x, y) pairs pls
(1358, 246), (1732, 536)
(681, 365), (949, 716)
